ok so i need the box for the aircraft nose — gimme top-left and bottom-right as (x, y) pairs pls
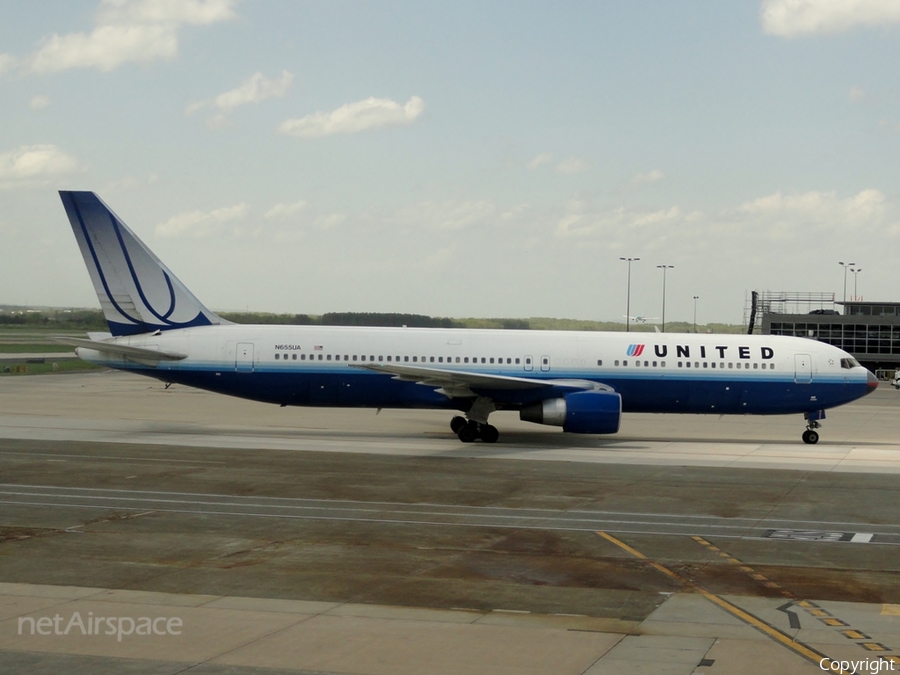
(866, 370), (878, 394)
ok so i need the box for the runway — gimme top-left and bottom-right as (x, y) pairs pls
(3, 483), (900, 544)
(1, 371), (900, 674)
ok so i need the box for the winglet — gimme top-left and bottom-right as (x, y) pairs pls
(60, 191), (230, 336)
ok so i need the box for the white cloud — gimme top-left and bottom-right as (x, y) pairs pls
(29, 95), (51, 110)
(849, 85), (867, 101)
(96, 0), (237, 27)
(736, 189), (886, 224)
(395, 200), (496, 230)
(526, 153), (553, 169)
(630, 169), (666, 186)
(761, 0), (900, 37)
(156, 202), (249, 238)
(187, 71), (294, 127)
(556, 157), (591, 174)
(264, 200), (307, 220)
(21, 0), (236, 74)
(0, 54), (17, 76)
(0, 144), (79, 183)
(29, 24), (177, 73)
(278, 96), (425, 139)
(313, 213), (346, 230)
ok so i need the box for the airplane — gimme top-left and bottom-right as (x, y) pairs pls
(623, 314), (658, 323)
(57, 191), (877, 446)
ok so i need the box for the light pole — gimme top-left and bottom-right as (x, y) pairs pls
(693, 295), (699, 333)
(620, 257), (640, 332)
(850, 267), (862, 301)
(657, 265), (674, 333)
(838, 261), (856, 304)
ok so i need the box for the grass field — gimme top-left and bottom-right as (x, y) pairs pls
(1, 360), (101, 376)
(0, 343), (76, 353)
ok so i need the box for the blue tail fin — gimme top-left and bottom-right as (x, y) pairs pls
(60, 191), (229, 336)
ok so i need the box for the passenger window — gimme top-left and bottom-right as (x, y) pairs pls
(489, 358), (494, 364)
(481, 358), (486, 364)
(412, 356), (417, 362)
(644, 361), (649, 367)
(404, 356), (409, 362)
(652, 361), (657, 367)
(515, 358), (520, 364)
(635, 360), (640, 367)
(438, 357), (443, 363)
(661, 361), (666, 367)
(386, 356), (391, 362)
(597, 360), (603, 366)
(456, 357), (461, 363)
(753, 363), (758, 369)
(293, 354), (297, 360)
(623, 360), (628, 366)
(703, 362), (708, 368)
(615, 360), (620, 366)
(464, 357), (469, 363)
(275, 354), (280, 360)
(686, 362), (691, 368)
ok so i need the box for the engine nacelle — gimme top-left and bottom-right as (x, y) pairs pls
(519, 391), (621, 434)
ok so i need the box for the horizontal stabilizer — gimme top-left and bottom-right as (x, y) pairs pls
(53, 337), (186, 362)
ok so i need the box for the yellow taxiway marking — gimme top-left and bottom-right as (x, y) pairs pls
(596, 531), (854, 675)
(687, 535), (900, 667)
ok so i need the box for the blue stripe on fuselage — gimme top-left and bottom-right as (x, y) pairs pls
(112, 360), (868, 415)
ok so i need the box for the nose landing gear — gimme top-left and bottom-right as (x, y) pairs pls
(802, 410), (825, 444)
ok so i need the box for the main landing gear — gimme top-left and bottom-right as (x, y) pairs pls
(450, 415), (499, 443)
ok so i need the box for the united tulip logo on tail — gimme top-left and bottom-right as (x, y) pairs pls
(626, 344), (645, 357)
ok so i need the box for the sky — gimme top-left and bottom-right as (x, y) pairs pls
(1, 0), (899, 325)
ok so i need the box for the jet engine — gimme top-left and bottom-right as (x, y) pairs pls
(519, 390), (621, 434)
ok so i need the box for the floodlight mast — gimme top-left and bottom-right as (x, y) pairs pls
(657, 265), (674, 333)
(620, 257), (640, 332)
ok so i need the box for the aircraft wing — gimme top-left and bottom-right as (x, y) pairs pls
(53, 337), (187, 362)
(353, 363), (610, 399)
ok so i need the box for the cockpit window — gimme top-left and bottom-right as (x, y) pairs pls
(840, 357), (860, 369)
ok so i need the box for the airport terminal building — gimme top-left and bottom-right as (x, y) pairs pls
(758, 293), (900, 376)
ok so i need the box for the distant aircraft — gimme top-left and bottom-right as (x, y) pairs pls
(57, 192), (877, 445)
(624, 314), (658, 323)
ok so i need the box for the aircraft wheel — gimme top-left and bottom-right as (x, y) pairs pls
(802, 429), (819, 445)
(480, 424), (499, 444)
(450, 416), (467, 434)
(458, 422), (479, 443)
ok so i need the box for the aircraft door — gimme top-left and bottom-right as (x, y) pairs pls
(794, 353), (812, 384)
(236, 342), (255, 373)
(541, 355), (551, 372)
